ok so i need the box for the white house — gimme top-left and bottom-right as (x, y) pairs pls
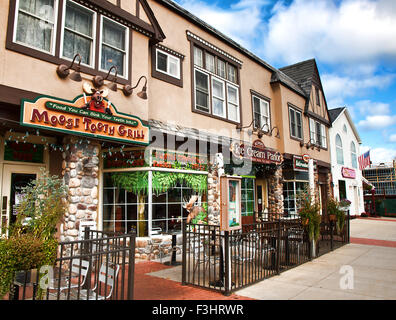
(329, 107), (364, 216)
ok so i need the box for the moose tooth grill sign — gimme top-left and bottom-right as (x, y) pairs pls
(230, 139), (282, 164)
(20, 84), (149, 145)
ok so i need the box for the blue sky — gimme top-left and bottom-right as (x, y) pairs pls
(173, 0), (396, 164)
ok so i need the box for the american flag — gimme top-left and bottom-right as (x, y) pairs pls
(358, 150), (371, 171)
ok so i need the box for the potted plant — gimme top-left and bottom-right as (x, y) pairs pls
(0, 169), (66, 299)
(327, 197), (347, 234)
(296, 188), (321, 257)
(327, 197), (339, 222)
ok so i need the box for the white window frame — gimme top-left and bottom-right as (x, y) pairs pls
(253, 95), (270, 132)
(155, 48), (181, 79)
(211, 76), (226, 118)
(289, 107), (302, 139)
(13, 0), (59, 55)
(351, 141), (357, 169)
(310, 118), (327, 148)
(227, 83), (240, 123)
(336, 134), (344, 165)
(60, 0), (96, 68)
(194, 68), (210, 113)
(99, 15), (129, 79)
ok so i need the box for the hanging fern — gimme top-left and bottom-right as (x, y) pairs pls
(110, 171), (207, 196)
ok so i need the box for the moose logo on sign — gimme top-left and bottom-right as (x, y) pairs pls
(81, 82), (112, 115)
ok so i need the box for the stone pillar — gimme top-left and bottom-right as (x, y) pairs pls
(207, 169), (220, 225)
(268, 165), (284, 219)
(60, 137), (100, 242)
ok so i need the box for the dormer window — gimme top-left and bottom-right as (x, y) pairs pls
(315, 87), (320, 106)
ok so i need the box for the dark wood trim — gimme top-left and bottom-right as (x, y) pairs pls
(305, 110), (330, 126)
(188, 39), (241, 126)
(55, 0), (64, 57)
(6, 0), (134, 86)
(0, 84), (40, 106)
(136, 0), (140, 18)
(116, 0), (121, 7)
(151, 45), (183, 87)
(139, 0), (166, 42)
(187, 33), (241, 70)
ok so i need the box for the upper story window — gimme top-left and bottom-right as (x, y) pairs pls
(289, 106), (302, 140)
(315, 87), (320, 106)
(192, 44), (240, 123)
(62, 0), (95, 66)
(336, 134), (344, 165)
(15, 0), (57, 54)
(252, 94), (270, 132)
(309, 118), (327, 148)
(351, 141), (357, 169)
(9, 0), (134, 83)
(156, 49), (180, 79)
(343, 124), (348, 133)
(100, 17), (128, 77)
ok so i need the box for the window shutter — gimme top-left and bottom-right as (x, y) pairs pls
(321, 124), (327, 148)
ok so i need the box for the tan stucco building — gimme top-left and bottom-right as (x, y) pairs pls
(0, 0), (333, 243)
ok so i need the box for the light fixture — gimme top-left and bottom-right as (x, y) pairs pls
(236, 120), (254, 131)
(269, 126), (280, 139)
(92, 65), (118, 91)
(123, 76), (147, 99)
(56, 53), (82, 82)
(305, 138), (316, 150)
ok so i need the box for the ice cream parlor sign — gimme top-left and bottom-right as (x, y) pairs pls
(20, 83), (149, 145)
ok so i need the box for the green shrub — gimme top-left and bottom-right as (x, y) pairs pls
(296, 188), (321, 242)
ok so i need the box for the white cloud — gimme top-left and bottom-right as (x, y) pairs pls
(358, 115), (396, 130)
(389, 134), (396, 142)
(367, 147), (396, 163)
(264, 0), (396, 66)
(321, 73), (394, 106)
(354, 100), (391, 115)
(175, 0), (268, 50)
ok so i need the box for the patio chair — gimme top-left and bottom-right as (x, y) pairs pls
(69, 262), (120, 300)
(48, 259), (89, 298)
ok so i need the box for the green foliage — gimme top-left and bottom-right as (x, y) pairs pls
(0, 169), (65, 299)
(296, 188), (321, 242)
(111, 171), (208, 196)
(327, 197), (346, 234)
(191, 202), (208, 225)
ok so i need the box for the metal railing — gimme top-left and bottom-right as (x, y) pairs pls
(9, 228), (136, 300)
(182, 214), (349, 295)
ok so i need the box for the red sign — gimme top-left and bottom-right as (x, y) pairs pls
(230, 139), (282, 164)
(342, 167), (356, 179)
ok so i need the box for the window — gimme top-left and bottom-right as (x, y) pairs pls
(192, 45), (240, 122)
(253, 95), (270, 132)
(62, 0), (95, 66)
(227, 84), (240, 122)
(336, 134), (344, 165)
(194, 69), (210, 112)
(155, 49), (180, 79)
(283, 181), (309, 217)
(14, 0), (57, 53)
(310, 119), (327, 148)
(241, 178), (254, 217)
(212, 77), (225, 118)
(289, 107), (302, 139)
(343, 124), (348, 134)
(315, 87), (320, 106)
(100, 17), (128, 77)
(351, 141), (357, 169)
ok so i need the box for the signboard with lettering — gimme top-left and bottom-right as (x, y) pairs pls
(230, 139), (282, 164)
(341, 167), (356, 179)
(293, 155), (317, 171)
(20, 94), (149, 145)
(4, 142), (44, 163)
(151, 149), (208, 171)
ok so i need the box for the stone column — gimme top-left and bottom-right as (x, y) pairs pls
(268, 165), (284, 219)
(60, 137), (100, 242)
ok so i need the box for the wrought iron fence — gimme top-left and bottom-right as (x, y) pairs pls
(182, 213), (349, 295)
(9, 228), (136, 300)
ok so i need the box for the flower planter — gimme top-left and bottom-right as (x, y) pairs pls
(329, 214), (336, 222)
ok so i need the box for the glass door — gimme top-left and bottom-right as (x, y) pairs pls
(1, 165), (43, 236)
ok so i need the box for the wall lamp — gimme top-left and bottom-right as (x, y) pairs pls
(92, 65), (118, 91)
(303, 138), (317, 150)
(257, 124), (280, 139)
(56, 53), (82, 81)
(122, 76), (147, 99)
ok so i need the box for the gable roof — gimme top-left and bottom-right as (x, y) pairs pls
(154, 0), (307, 98)
(279, 59), (317, 96)
(328, 107), (362, 144)
(328, 107), (345, 124)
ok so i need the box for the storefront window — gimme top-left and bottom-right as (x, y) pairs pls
(241, 178), (254, 216)
(103, 173), (148, 236)
(283, 181), (309, 218)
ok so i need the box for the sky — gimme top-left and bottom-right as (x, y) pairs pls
(172, 0), (396, 164)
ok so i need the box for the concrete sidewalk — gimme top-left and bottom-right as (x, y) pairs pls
(142, 218), (396, 300)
